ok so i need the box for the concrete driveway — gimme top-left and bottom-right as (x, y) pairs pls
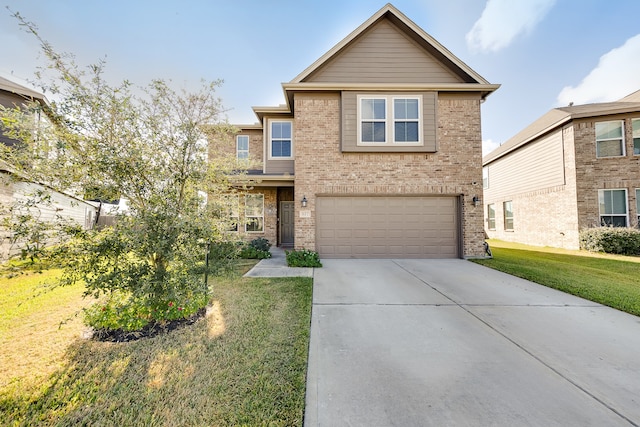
(304, 259), (640, 426)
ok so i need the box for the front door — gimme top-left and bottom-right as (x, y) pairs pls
(280, 201), (294, 246)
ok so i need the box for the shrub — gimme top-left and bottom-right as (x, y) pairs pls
(249, 237), (271, 252)
(239, 245), (271, 259)
(579, 227), (640, 255)
(285, 249), (322, 267)
(207, 240), (241, 274)
(84, 289), (209, 332)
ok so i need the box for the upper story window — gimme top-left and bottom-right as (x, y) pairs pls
(358, 95), (422, 146)
(595, 120), (625, 158)
(598, 189), (628, 227)
(483, 167), (489, 189)
(236, 135), (249, 160)
(632, 119), (640, 155)
(270, 121), (293, 159)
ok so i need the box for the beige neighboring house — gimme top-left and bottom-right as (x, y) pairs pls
(483, 90), (640, 250)
(217, 4), (499, 259)
(0, 74), (97, 260)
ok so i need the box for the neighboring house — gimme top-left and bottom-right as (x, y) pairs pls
(0, 74), (97, 260)
(483, 90), (640, 250)
(219, 4), (499, 258)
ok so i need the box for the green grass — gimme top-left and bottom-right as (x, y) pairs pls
(0, 261), (313, 426)
(473, 240), (640, 316)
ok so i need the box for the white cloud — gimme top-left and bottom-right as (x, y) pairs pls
(557, 34), (640, 106)
(466, 0), (556, 53)
(482, 139), (501, 156)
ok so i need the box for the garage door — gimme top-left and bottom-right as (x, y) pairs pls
(316, 196), (459, 259)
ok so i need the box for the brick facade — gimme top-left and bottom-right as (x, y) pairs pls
(574, 115), (640, 229)
(235, 188), (277, 244)
(293, 92), (487, 257)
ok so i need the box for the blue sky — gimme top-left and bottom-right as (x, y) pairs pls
(2, 0), (640, 155)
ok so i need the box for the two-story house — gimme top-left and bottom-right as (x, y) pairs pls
(0, 74), (97, 260)
(483, 90), (640, 250)
(223, 4), (499, 258)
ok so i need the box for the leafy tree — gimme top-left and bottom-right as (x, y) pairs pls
(0, 12), (245, 331)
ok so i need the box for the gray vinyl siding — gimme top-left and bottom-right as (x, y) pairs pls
(306, 19), (464, 84)
(486, 130), (565, 200)
(341, 91), (437, 152)
(0, 173), (96, 260)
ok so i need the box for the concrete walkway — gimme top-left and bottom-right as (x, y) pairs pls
(305, 259), (640, 426)
(243, 246), (314, 278)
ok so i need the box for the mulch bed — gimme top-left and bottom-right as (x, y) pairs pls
(89, 307), (207, 342)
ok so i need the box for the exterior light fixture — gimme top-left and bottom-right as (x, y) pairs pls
(301, 196), (308, 207)
(472, 195), (480, 207)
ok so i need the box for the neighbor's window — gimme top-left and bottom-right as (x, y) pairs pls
(636, 189), (640, 227)
(270, 121), (292, 159)
(503, 201), (514, 231)
(245, 194), (264, 232)
(595, 120), (625, 158)
(633, 119), (640, 155)
(487, 203), (496, 230)
(358, 95), (422, 145)
(236, 135), (249, 160)
(598, 189), (628, 227)
(483, 167), (489, 189)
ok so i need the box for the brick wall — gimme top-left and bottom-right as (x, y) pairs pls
(209, 127), (263, 171)
(573, 115), (640, 229)
(293, 92), (486, 257)
(236, 188), (277, 245)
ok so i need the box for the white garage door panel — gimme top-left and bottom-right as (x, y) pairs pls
(316, 196), (459, 259)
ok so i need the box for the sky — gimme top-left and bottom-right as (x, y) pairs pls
(2, 0), (640, 156)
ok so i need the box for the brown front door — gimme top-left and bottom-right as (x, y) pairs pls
(280, 201), (294, 246)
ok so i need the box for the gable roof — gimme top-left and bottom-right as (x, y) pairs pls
(248, 4), (498, 123)
(292, 4), (490, 86)
(0, 74), (49, 105)
(483, 90), (640, 165)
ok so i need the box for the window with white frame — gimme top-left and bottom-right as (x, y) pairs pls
(598, 189), (628, 227)
(503, 201), (513, 231)
(483, 167), (489, 189)
(633, 119), (640, 155)
(636, 189), (640, 227)
(270, 121), (292, 159)
(358, 95), (422, 145)
(487, 203), (496, 230)
(595, 120), (625, 158)
(245, 194), (264, 232)
(236, 135), (249, 160)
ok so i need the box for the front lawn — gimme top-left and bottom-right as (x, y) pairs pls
(0, 261), (313, 426)
(473, 240), (640, 316)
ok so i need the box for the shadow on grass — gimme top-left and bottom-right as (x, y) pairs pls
(2, 277), (313, 427)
